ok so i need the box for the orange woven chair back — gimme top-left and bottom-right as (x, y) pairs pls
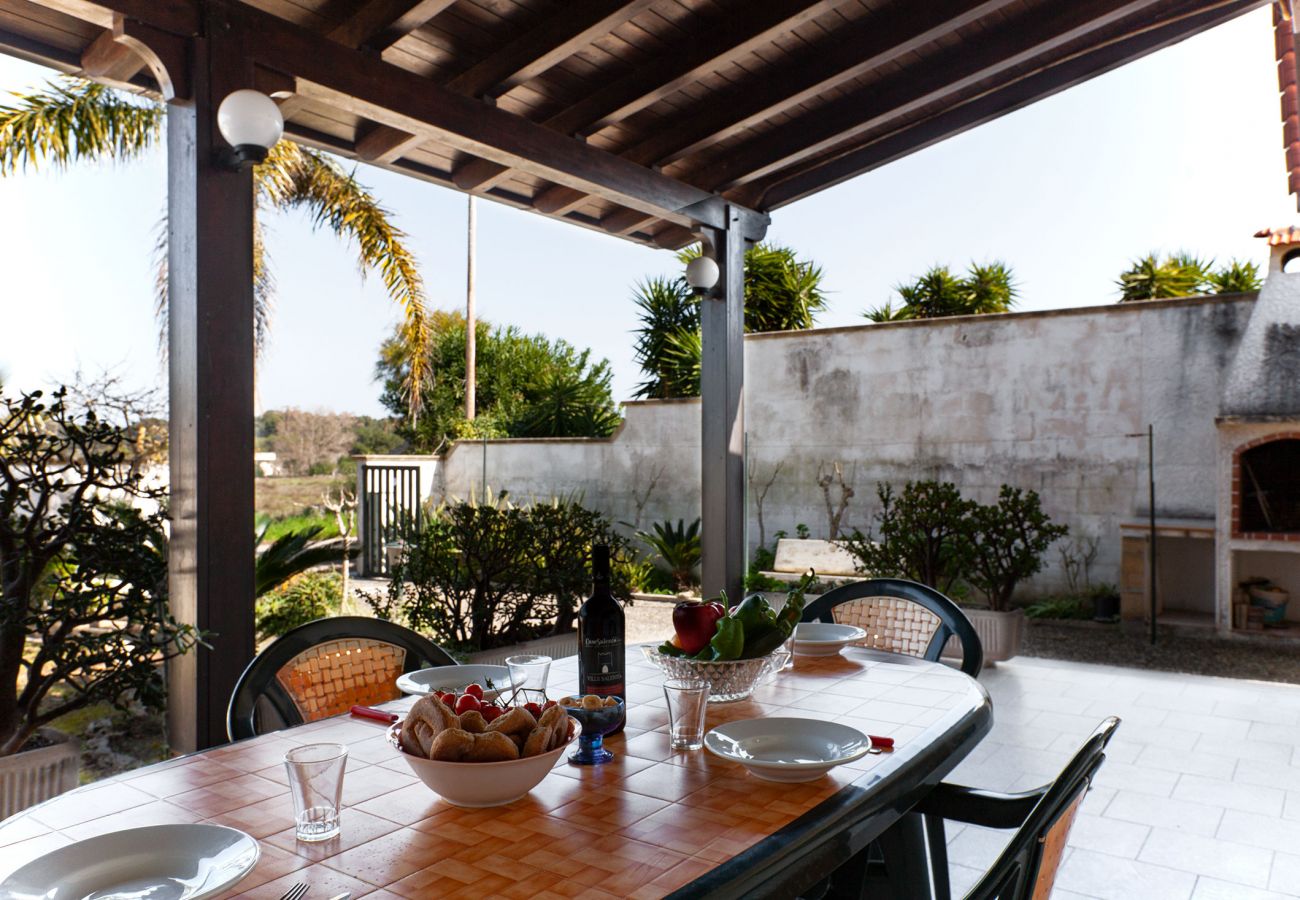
(831, 595), (942, 659)
(275, 638), (407, 723)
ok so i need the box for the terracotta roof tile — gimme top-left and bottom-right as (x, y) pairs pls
(1254, 226), (1300, 245)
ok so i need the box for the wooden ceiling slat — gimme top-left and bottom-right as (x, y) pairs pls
(617, 0), (1021, 171)
(756, 0), (1263, 208)
(327, 0), (456, 51)
(444, 0), (657, 100)
(693, 0), (1172, 190)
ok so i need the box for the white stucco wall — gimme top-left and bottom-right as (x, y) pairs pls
(433, 294), (1256, 598)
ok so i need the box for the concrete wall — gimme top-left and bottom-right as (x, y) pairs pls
(433, 294), (1255, 598)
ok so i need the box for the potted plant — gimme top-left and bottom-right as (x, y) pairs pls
(966, 486), (1069, 661)
(0, 389), (200, 817)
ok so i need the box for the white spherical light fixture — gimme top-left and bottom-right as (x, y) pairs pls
(685, 255), (719, 294)
(217, 90), (283, 167)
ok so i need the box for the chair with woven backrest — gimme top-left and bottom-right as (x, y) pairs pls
(916, 716), (1121, 899)
(800, 578), (983, 677)
(227, 616), (458, 741)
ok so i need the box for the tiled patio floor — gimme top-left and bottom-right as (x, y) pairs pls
(947, 656), (1300, 899)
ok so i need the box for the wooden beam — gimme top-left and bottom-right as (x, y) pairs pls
(38, 0), (199, 35)
(327, 0), (455, 52)
(532, 182), (591, 215)
(700, 212), (750, 601)
(355, 121), (425, 162)
(558, 0), (850, 138)
(232, 2), (737, 228)
(79, 27), (144, 82)
(756, 0), (1264, 208)
(165, 0), (256, 752)
(617, 0), (1021, 172)
(446, 0), (657, 100)
(599, 206), (658, 235)
(452, 155), (514, 191)
(694, 0), (1171, 191)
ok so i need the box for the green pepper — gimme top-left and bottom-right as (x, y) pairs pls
(657, 639), (686, 657)
(732, 593), (778, 640)
(694, 616), (745, 661)
(741, 623), (787, 659)
(777, 569), (816, 630)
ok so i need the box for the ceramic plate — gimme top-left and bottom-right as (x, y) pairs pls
(0, 824), (259, 900)
(396, 664), (514, 698)
(793, 622), (868, 656)
(704, 717), (870, 782)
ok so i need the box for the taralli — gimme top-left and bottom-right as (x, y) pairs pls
(396, 696), (574, 763)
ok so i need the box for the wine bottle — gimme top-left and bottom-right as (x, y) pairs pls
(577, 544), (626, 732)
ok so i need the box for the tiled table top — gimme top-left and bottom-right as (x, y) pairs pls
(0, 646), (991, 899)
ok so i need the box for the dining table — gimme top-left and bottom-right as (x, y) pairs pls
(0, 643), (992, 899)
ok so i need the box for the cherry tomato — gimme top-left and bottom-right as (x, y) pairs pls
(455, 694), (481, 715)
(523, 702), (542, 718)
(480, 705), (503, 723)
(464, 683), (484, 700)
(437, 692), (456, 707)
(541, 700), (557, 711)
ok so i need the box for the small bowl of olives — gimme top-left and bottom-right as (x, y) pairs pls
(557, 694), (624, 765)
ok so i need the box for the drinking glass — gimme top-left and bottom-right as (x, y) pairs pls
(663, 679), (710, 750)
(506, 654), (552, 695)
(284, 743), (347, 842)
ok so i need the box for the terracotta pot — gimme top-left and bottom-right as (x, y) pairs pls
(942, 608), (1025, 666)
(0, 727), (80, 820)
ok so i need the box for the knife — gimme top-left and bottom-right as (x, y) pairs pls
(350, 705), (398, 724)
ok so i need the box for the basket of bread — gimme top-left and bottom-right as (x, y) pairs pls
(387, 687), (577, 808)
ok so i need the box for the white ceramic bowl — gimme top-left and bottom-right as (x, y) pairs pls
(704, 717), (870, 782)
(386, 718), (577, 807)
(792, 622), (868, 657)
(395, 664), (513, 698)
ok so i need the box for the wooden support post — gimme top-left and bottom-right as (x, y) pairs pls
(699, 209), (748, 601)
(166, 6), (257, 752)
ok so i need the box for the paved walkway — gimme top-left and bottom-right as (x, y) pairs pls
(947, 656), (1300, 899)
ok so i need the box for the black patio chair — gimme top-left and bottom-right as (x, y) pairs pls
(916, 716), (1121, 899)
(800, 578), (983, 677)
(226, 616), (458, 741)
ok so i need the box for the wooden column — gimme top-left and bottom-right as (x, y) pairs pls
(699, 208), (749, 600)
(166, 4), (257, 751)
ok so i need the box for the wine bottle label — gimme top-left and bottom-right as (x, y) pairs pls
(580, 637), (624, 692)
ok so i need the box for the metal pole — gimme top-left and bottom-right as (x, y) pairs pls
(1148, 424), (1157, 647)
(465, 195), (477, 421)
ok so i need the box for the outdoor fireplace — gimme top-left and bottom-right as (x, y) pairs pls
(1214, 228), (1300, 631)
(1235, 437), (1300, 537)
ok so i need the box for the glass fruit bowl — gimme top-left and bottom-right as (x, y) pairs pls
(640, 646), (778, 703)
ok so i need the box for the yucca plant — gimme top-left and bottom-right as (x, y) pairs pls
(1206, 258), (1263, 294)
(0, 78), (431, 411)
(638, 518), (702, 592)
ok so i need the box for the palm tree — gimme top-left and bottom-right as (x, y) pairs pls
(0, 78), (430, 409)
(866, 262), (1018, 321)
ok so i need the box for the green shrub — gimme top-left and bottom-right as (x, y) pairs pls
(366, 496), (628, 652)
(968, 486), (1068, 612)
(258, 513), (340, 544)
(1024, 595), (1091, 620)
(844, 482), (977, 593)
(638, 518), (701, 591)
(256, 572), (342, 642)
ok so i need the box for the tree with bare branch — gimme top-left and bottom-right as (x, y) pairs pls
(748, 458), (784, 551)
(322, 486), (357, 608)
(817, 461), (856, 540)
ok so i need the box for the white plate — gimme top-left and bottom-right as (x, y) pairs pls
(0, 823), (259, 900)
(396, 664), (514, 698)
(704, 717), (870, 782)
(792, 622), (868, 656)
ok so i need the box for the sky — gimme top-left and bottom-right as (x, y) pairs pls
(0, 6), (1295, 417)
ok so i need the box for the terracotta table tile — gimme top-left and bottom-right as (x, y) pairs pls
(0, 647), (990, 898)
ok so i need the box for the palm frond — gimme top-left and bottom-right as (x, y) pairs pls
(256, 142), (430, 415)
(0, 78), (162, 175)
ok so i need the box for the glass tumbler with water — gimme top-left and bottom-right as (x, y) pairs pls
(284, 743), (347, 841)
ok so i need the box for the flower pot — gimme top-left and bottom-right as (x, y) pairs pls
(942, 608), (1025, 666)
(0, 728), (80, 820)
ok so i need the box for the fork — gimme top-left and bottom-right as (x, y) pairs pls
(279, 884), (308, 900)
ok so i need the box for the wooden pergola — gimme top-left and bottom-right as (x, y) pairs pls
(0, 0), (1266, 749)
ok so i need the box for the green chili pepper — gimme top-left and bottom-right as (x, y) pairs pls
(741, 623), (788, 659)
(658, 639), (686, 657)
(695, 616), (745, 661)
(732, 593), (779, 640)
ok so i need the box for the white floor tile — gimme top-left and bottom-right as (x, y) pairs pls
(1056, 848), (1196, 900)
(1136, 745), (1237, 780)
(946, 823), (1010, 871)
(1191, 877), (1297, 900)
(1173, 774), (1286, 817)
(1212, 700), (1300, 727)
(1237, 758), (1300, 794)
(1093, 760), (1180, 797)
(1105, 790), (1224, 837)
(1139, 828), (1273, 888)
(1285, 792), (1300, 823)
(1195, 734), (1295, 765)
(1268, 851), (1300, 895)
(1217, 809), (1300, 855)
(1067, 812), (1149, 858)
(1247, 723), (1300, 749)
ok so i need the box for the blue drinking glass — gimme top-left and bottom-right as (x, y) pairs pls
(565, 697), (625, 765)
